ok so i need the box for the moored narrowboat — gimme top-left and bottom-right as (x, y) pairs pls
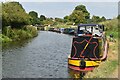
(63, 28), (75, 35)
(68, 24), (109, 71)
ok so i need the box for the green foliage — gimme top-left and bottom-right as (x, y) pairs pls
(100, 19), (118, 38)
(66, 22), (74, 25)
(40, 15), (46, 21)
(63, 4), (106, 24)
(117, 15), (120, 19)
(24, 25), (38, 37)
(0, 34), (12, 43)
(101, 16), (106, 21)
(2, 25), (38, 42)
(75, 5), (90, 19)
(42, 18), (54, 25)
(85, 60), (118, 78)
(64, 5), (90, 24)
(55, 17), (64, 23)
(51, 23), (71, 28)
(29, 11), (38, 18)
(92, 15), (106, 23)
(100, 19), (118, 31)
(29, 11), (41, 25)
(2, 2), (32, 28)
(69, 10), (85, 24)
(64, 15), (70, 22)
(91, 15), (101, 23)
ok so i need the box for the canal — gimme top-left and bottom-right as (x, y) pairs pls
(2, 31), (82, 78)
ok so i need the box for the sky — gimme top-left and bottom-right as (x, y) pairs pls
(1, 0), (119, 19)
(21, 2), (118, 19)
(1, 0), (120, 2)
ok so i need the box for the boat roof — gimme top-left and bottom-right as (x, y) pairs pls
(78, 24), (102, 27)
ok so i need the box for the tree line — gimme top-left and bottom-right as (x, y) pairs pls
(27, 4), (107, 25)
(3, 1), (117, 29)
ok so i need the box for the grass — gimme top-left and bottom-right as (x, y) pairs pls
(85, 61), (118, 78)
(50, 23), (74, 29)
(84, 19), (118, 78)
(85, 39), (118, 78)
(106, 31), (118, 39)
(100, 19), (118, 38)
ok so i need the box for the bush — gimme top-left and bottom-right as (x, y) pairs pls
(0, 34), (12, 43)
(100, 19), (118, 31)
(100, 19), (118, 38)
(24, 25), (38, 37)
(2, 25), (38, 42)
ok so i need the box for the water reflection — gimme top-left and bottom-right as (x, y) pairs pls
(2, 39), (33, 51)
(68, 68), (86, 79)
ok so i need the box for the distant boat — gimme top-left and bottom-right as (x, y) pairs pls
(48, 28), (55, 32)
(63, 28), (75, 35)
(48, 28), (60, 33)
(59, 28), (64, 33)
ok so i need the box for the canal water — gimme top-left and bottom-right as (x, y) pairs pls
(2, 31), (83, 78)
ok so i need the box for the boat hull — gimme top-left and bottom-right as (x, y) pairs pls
(68, 65), (95, 71)
(68, 57), (101, 71)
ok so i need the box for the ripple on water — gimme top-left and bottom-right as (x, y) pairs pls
(2, 31), (73, 78)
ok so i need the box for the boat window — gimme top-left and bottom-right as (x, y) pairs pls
(86, 26), (92, 33)
(78, 25), (103, 36)
(92, 26), (102, 36)
(79, 26), (92, 33)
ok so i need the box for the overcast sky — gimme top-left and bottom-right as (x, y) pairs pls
(0, 0), (119, 19)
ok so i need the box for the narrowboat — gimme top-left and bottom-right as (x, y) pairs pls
(60, 28), (65, 33)
(63, 28), (75, 35)
(48, 28), (55, 32)
(68, 24), (109, 71)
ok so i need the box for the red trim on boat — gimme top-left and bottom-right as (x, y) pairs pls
(68, 65), (94, 71)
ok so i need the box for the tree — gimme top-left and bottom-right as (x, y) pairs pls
(69, 10), (85, 24)
(42, 18), (54, 25)
(29, 11), (40, 25)
(64, 5), (90, 24)
(117, 15), (120, 19)
(29, 11), (38, 18)
(92, 15), (106, 23)
(91, 15), (101, 23)
(39, 15), (46, 21)
(55, 17), (64, 23)
(74, 5), (90, 19)
(101, 16), (106, 21)
(2, 2), (32, 28)
(64, 15), (70, 22)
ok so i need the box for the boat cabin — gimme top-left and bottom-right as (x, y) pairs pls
(68, 24), (108, 71)
(76, 24), (104, 37)
(71, 24), (106, 60)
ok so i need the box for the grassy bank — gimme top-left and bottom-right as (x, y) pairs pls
(52, 24), (72, 28)
(1, 25), (38, 43)
(85, 40), (118, 78)
(49, 23), (74, 30)
(100, 19), (118, 38)
(85, 19), (118, 78)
